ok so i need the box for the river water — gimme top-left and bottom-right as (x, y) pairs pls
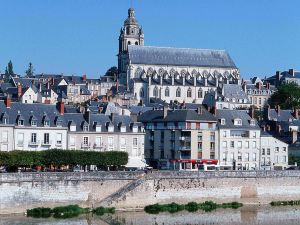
(1, 205), (300, 225)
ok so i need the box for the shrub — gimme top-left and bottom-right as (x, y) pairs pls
(93, 206), (115, 216)
(26, 207), (52, 218)
(185, 202), (198, 212)
(52, 205), (89, 219)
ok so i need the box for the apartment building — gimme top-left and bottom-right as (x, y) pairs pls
(216, 108), (261, 170)
(138, 106), (218, 170)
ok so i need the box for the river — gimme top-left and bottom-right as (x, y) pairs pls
(1, 205), (300, 225)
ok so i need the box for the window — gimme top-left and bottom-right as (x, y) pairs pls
(2, 131), (8, 142)
(187, 88), (192, 98)
(95, 137), (102, 147)
(221, 119), (226, 125)
(139, 88), (144, 97)
(230, 141), (234, 148)
(83, 136), (89, 145)
(210, 132), (215, 141)
(83, 125), (89, 132)
(133, 137), (138, 146)
(253, 153), (257, 161)
(44, 133), (49, 144)
(283, 147), (287, 152)
(253, 141), (256, 148)
(222, 141), (227, 148)
(108, 137), (114, 150)
(165, 88), (170, 97)
(44, 120), (50, 127)
(238, 153), (242, 161)
(198, 142), (202, 150)
(267, 148), (270, 155)
(234, 119), (242, 126)
(262, 148), (265, 155)
(250, 120), (255, 126)
(253, 132), (257, 138)
(237, 141), (242, 148)
(17, 133), (24, 146)
(223, 131), (227, 137)
(31, 120), (37, 126)
(275, 147), (279, 153)
(176, 88), (181, 97)
(245, 141), (249, 148)
(230, 153), (234, 161)
(198, 133), (202, 141)
(70, 136), (75, 146)
(198, 89), (203, 98)
(222, 153), (227, 161)
(31, 133), (37, 143)
(18, 120), (24, 126)
(56, 133), (62, 145)
(153, 87), (158, 98)
(120, 137), (126, 146)
(245, 153), (249, 161)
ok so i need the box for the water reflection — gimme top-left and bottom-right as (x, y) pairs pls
(2, 206), (300, 225)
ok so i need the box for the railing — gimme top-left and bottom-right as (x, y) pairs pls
(81, 143), (91, 148)
(179, 136), (191, 141)
(178, 146), (191, 151)
(41, 141), (52, 146)
(93, 143), (104, 149)
(29, 141), (40, 146)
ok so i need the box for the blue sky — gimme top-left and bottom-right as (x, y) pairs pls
(0, 0), (299, 79)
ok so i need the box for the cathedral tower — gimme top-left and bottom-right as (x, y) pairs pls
(118, 8), (144, 83)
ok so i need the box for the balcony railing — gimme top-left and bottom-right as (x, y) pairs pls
(178, 146), (191, 151)
(41, 141), (52, 146)
(179, 136), (191, 141)
(81, 142), (91, 148)
(93, 143), (104, 149)
(29, 141), (40, 146)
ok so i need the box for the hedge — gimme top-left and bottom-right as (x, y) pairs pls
(0, 149), (128, 167)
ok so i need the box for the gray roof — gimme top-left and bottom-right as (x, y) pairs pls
(138, 108), (217, 123)
(268, 109), (295, 122)
(128, 45), (237, 69)
(216, 109), (259, 129)
(223, 84), (250, 103)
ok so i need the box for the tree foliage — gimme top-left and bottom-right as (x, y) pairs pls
(25, 62), (34, 77)
(270, 83), (300, 109)
(0, 150), (128, 167)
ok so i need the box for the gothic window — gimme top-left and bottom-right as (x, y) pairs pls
(176, 88), (181, 97)
(198, 88), (203, 98)
(187, 88), (192, 98)
(153, 87), (158, 98)
(165, 88), (170, 97)
(135, 41), (138, 45)
(140, 88), (144, 98)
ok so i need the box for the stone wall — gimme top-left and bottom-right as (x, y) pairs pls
(1, 171), (300, 214)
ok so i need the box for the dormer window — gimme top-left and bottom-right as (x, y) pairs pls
(83, 125), (89, 132)
(220, 118), (226, 125)
(3, 118), (7, 124)
(18, 119), (24, 126)
(250, 119), (256, 126)
(44, 120), (50, 127)
(234, 119), (242, 126)
(31, 120), (37, 126)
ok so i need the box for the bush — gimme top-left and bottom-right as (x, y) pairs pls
(270, 200), (300, 207)
(185, 202), (198, 212)
(52, 205), (89, 219)
(26, 207), (52, 218)
(0, 150), (128, 168)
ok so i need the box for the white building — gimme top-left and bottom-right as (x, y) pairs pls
(117, 8), (240, 105)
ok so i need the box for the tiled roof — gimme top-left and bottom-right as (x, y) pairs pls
(128, 45), (237, 68)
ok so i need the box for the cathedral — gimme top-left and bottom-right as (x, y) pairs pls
(118, 8), (240, 105)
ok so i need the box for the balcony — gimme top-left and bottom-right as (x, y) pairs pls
(41, 141), (52, 146)
(93, 143), (104, 149)
(178, 146), (191, 151)
(29, 141), (40, 146)
(81, 143), (91, 149)
(179, 136), (191, 142)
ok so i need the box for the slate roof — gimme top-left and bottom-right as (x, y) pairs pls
(128, 45), (237, 69)
(223, 84), (250, 103)
(268, 109), (295, 121)
(138, 108), (217, 123)
(216, 109), (259, 129)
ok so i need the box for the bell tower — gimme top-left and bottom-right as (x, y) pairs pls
(118, 8), (144, 84)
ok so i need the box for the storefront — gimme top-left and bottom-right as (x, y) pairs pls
(169, 159), (218, 171)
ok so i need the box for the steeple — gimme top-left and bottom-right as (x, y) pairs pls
(118, 8), (144, 83)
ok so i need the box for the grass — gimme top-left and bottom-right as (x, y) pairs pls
(26, 204), (115, 219)
(270, 200), (300, 206)
(144, 201), (243, 214)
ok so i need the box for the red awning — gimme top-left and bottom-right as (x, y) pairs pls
(169, 159), (218, 164)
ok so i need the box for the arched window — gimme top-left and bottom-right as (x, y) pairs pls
(187, 88), (192, 98)
(128, 41), (131, 45)
(176, 87), (181, 97)
(198, 88), (203, 98)
(139, 88), (144, 98)
(153, 87), (158, 98)
(165, 87), (170, 97)
(135, 41), (138, 45)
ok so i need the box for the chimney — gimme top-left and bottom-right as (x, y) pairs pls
(242, 82), (246, 92)
(5, 95), (11, 108)
(211, 106), (217, 116)
(163, 104), (168, 118)
(276, 71), (281, 85)
(197, 106), (203, 115)
(17, 83), (22, 98)
(266, 82), (270, 90)
(256, 82), (262, 91)
(82, 74), (87, 81)
(47, 81), (50, 89)
(276, 124), (282, 134)
(291, 129), (298, 143)
(249, 106), (255, 119)
(293, 108), (299, 120)
(31, 80), (35, 86)
(289, 69), (295, 77)
(57, 101), (64, 115)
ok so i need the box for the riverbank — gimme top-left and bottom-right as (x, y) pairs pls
(1, 171), (300, 215)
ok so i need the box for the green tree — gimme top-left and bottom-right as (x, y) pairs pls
(270, 83), (300, 109)
(7, 60), (14, 75)
(25, 62), (34, 77)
